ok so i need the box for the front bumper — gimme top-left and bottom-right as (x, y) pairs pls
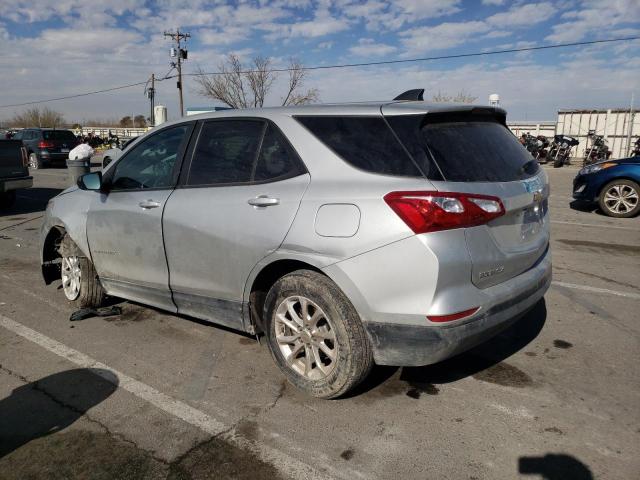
(572, 174), (600, 202)
(363, 249), (552, 366)
(1, 176), (33, 192)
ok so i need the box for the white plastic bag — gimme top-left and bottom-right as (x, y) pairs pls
(68, 143), (94, 160)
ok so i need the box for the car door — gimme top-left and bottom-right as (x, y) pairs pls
(86, 123), (194, 311)
(163, 119), (310, 329)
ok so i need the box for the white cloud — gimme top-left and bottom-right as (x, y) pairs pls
(262, 8), (349, 40)
(482, 0), (506, 5)
(486, 2), (557, 27)
(400, 21), (491, 55)
(342, 0), (462, 31)
(349, 38), (397, 57)
(198, 26), (249, 46)
(0, 0), (141, 26)
(546, 0), (640, 42)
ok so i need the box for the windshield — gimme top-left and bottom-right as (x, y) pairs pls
(43, 130), (77, 141)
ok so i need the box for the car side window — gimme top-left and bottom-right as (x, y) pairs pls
(13, 131), (23, 140)
(110, 125), (190, 191)
(187, 120), (264, 186)
(253, 124), (305, 182)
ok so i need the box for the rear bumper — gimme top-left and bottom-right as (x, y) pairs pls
(1, 176), (33, 192)
(362, 249), (551, 366)
(39, 151), (69, 162)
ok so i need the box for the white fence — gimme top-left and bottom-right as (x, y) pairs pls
(508, 122), (557, 139)
(75, 126), (150, 138)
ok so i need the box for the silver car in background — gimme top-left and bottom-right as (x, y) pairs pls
(40, 92), (551, 398)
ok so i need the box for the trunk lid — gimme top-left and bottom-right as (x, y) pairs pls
(382, 104), (550, 288)
(433, 175), (549, 288)
(42, 130), (77, 154)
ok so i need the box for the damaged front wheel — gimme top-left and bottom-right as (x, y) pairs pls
(60, 234), (105, 308)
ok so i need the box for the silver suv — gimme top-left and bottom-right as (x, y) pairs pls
(40, 94), (551, 398)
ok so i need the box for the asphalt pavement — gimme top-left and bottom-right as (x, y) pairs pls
(0, 161), (638, 480)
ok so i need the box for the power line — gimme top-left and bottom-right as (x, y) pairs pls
(181, 36), (640, 77)
(1, 35), (638, 109)
(0, 80), (149, 109)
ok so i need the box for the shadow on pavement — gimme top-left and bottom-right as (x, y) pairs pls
(0, 187), (63, 217)
(0, 368), (119, 458)
(353, 299), (547, 397)
(519, 453), (594, 480)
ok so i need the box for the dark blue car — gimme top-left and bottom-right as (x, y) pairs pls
(573, 156), (640, 217)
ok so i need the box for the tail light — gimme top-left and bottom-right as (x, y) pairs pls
(20, 147), (28, 167)
(38, 140), (54, 149)
(383, 191), (505, 234)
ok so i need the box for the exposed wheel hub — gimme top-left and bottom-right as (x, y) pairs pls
(274, 296), (339, 381)
(61, 256), (81, 301)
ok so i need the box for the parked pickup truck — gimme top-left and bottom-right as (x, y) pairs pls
(0, 140), (32, 208)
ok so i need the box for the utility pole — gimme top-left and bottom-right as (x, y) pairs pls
(163, 29), (190, 117)
(626, 92), (634, 156)
(145, 73), (155, 126)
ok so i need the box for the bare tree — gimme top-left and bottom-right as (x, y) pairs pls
(10, 107), (65, 128)
(431, 90), (477, 104)
(195, 54), (319, 108)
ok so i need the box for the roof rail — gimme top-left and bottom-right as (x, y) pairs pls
(393, 89), (424, 101)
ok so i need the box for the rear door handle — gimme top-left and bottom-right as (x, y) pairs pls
(138, 200), (161, 209)
(248, 196), (279, 207)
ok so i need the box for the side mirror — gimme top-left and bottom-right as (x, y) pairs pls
(77, 172), (102, 191)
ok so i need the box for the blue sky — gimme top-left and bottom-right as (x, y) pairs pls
(0, 0), (638, 122)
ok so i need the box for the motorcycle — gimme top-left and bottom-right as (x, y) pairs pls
(583, 131), (611, 166)
(521, 133), (550, 163)
(549, 134), (579, 168)
(630, 138), (640, 157)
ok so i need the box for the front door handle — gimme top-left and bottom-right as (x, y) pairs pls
(139, 200), (161, 209)
(248, 196), (279, 207)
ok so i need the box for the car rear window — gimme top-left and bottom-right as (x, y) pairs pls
(387, 114), (538, 182)
(43, 130), (77, 141)
(0, 141), (21, 162)
(295, 116), (425, 177)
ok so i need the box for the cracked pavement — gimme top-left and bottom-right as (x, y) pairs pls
(0, 163), (639, 479)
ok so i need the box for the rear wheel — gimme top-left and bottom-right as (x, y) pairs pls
(61, 235), (105, 308)
(264, 270), (373, 399)
(28, 153), (43, 170)
(598, 179), (640, 218)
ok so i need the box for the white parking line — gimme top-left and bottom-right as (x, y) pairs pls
(0, 314), (346, 480)
(551, 220), (639, 231)
(552, 281), (640, 300)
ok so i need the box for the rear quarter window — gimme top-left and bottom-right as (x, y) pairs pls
(295, 116), (424, 177)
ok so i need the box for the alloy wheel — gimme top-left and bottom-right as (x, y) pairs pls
(61, 256), (81, 301)
(603, 184), (638, 214)
(274, 296), (338, 380)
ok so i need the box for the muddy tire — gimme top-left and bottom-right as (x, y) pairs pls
(598, 179), (640, 218)
(60, 235), (105, 308)
(264, 270), (373, 399)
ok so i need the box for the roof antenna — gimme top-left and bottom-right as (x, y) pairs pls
(393, 89), (424, 101)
